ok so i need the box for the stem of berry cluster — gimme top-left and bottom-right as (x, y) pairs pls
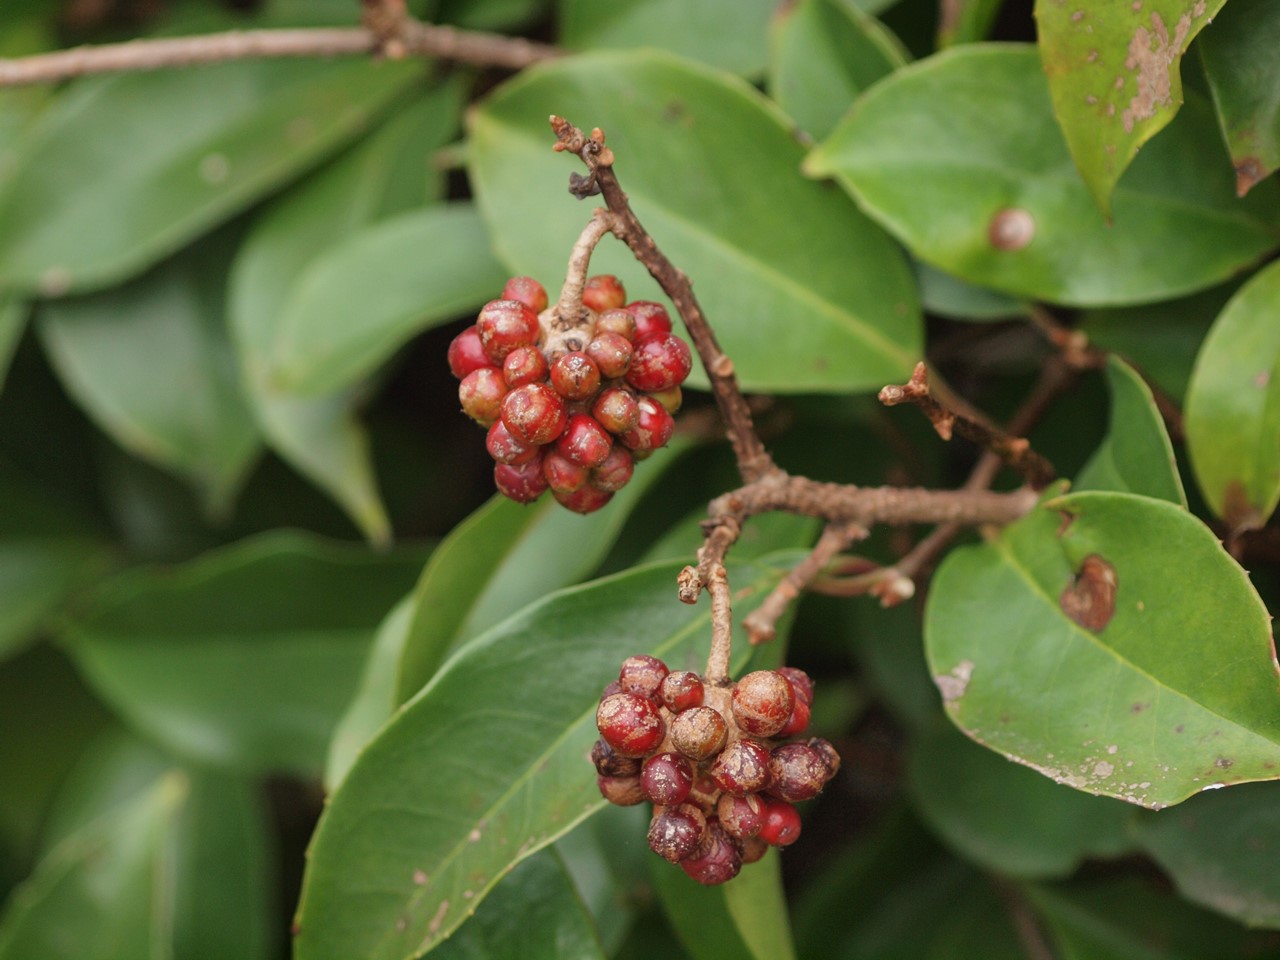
(541, 209), (617, 358)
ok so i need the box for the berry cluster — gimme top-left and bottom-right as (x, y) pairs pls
(448, 274), (693, 514)
(592, 656), (839, 885)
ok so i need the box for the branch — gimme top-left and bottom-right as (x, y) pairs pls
(0, 18), (558, 87)
(743, 522), (867, 643)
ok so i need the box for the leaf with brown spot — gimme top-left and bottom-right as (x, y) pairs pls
(1060, 554), (1118, 632)
(1036, 0), (1226, 217)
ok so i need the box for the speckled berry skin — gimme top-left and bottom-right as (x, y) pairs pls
(716, 792), (764, 840)
(731, 671), (795, 738)
(486, 419), (538, 466)
(597, 774), (646, 807)
(648, 804), (706, 864)
(709, 738), (772, 796)
(589, 447), (634, 493)
(447, 325), (491, 379)
(680, 819), (742, 886)
(501, 382), (568, 445)
(501, 275), (549, 313)
(542, 450), (588, 495)
(767, 742), (830, 803)
(596, 692), (666, 757)
(554, 484), (613, 514)
(582, 274), (627, 312)
(549, 351), (603, 402)
(502, 345), (550, 388)
(586, 332), (633, 379)
(458, 367), (507, 426)
(626, 332), (692, 393)
(670, 706), (728, 761)
(626, 301), (673, 339)
(620, 395), (675, 452)
(476, 299), (541, 363)
(493, 457), (547, 504)
(591, 387), (640, 435)
(660, 671), (704, 712)
(641, 752), (694, 806)
(557, 414), (612, 468)
(617, 654), (669, 700)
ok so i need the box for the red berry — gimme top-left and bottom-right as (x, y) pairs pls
(626, 301), (672, 339)
(641, 752), (694, 806)
(648, 803), (707, 864)
(502, 345), (550, 388)
(731, 671), (795, 738)
(486, 419), (538, 465)
(806, 737), (841, 779)
(554, 484), (614, 515)
(597, 774), (646, 806)
(758, 798), (802, 847)
(556, 413), (613, 468)
(716, 792), (764, 840)
(670, 706), (728, 761)
(767, 742), (830, 803)
(591, 738), (641, 778)
(740, 835), (769, 864)
(680, 819), (742, 886)
(447, 325), (490, 379)
(778, 667), (814, 706)
(493, 456), (548, 504)
(595, 308), (637, 341)
(660, 670), (704, 712)
(591, 387), (640, 435)
(596, 692), (665, 757)
(549, 351), (602, 402)
(626, 332), (692, 393)
(620, 395), (675, 452)
(501, 382), (568, 445)
(585, 332), (633, 379)
(709, 738), (772, 796)
(477, 299), (541, 363)
(618, 654), (669, 700)
(501, 276), (548, 313)
(778, 697), (811, 738)
(458, 367), (507, 425)
(583, 274), (626, 312)
(589, 446), (634, 493)
(687, 774), (722, 814)
(542, 450), (588, 494)
(648, 385), (683, 414)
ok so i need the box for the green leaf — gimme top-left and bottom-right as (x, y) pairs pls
(1200, 0), (1280, 196)
(429, 849), (605, 960)
(0, 297), (25, 393)
(0, 774), (183, 960)
(937, 0), (1004, 46)
(1131, 781), (1280, 929)
(1035, 0), (1225, 216)
(557, 0), (778, 76)
(395, 440), (691, 704)
(906, 721), (1135, 878)
(229, 81), (464, 541)
(60, 531), (427, 776)
(1184, 260), (1280, 531)
(915, 262), (1027, 322)
(293, 555), (796, 960)
(1076, 355), (1186, 506)
(806, 44), (1280, 307)
(925, 490), (1280, 809)
(0, 57), (421, 297)
(270, 204), (507, 396)
(38, 237), (259, 518)
(469, 49), (921, 394)
(769, 0), (905, 142)
(0, 540), (112, 661)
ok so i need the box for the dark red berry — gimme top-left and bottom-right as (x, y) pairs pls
(595, 308), (637, 341)
(806, 737), (841, 779)
(641, 752), (694, 806)
(597, 774), (646, 806)
(591, 738), (641, 778)
(731, 671), (795, 738)
(486, 419), (539, 465)
(778, 667), (814, 706)
(501, 382), (568, 445)
(626, 332), (692, 392)
(601, 680), (623, 698)
(542, 450), (588, 494)
(583, 274), (626, 312)
(554, 484), (614, 514)
(716, 792), (764, 840)
(596, 692), (665, 757)
(589, 446), (634, 493)
(459, 367), (507, 425)
(620, 395), (675, 452)
(687, 774), (722, 814)
(591, 387), (641, 435)
(447, 325), (490, 379)
(767, 742), (830, 803)
(618, 654), (668, 699)
(501, 276), (548, 313)
(758, 798), (802, 847)
(586, 332), (633, 379)
(502, 345), (550, 388)
(660, 670), (704, 712)
(709, 738), (772, 796)
(778, 697), (811, 738)
(493, 456), (548, 504)
(680, 819), (742, 886)
(740, 836), (768, 864)
(549, 352), (602, 402)
(557, 413), (612, 468)
(477, 299), (541, 363)
(648, 803), (706, 863)
(670, 706), (728, 761)
(626, 301), (672, 339)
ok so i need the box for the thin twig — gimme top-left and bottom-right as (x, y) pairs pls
(704, 565), (734, 683)
(542, 208), (616, 357)
(743, 522), (867, 643)
(0, 18), (558, 87)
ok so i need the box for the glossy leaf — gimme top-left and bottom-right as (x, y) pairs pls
(270, 204), (507, 396)
(806, 44), (1280, 307)
(1076, 355), (1186, 506)
(925, 490), (1280, 809)
(0, 540), (111, 661)
(1036, 0), (1225, 216)
(938, 0), (1004, 46)
(38, 239), (259, 517)
(0, 297), (24, 393)
(0, 57), (420, 296)
(1131, 781), (1280, 929)
(293, 555), (796, 960)
(1184, 260), (1280, 531)
(769, 0), (905, 142)
(229, 82), (463, 541)
(60, 531), (427, 776)
(557, 0), (778, 76)
(915, 262), (1026, 322)
(469, 49), (921, 394)
(1200, 0), (1280, 196)
(395, 440), (691, 704)
(906, 721), (1135, 878)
